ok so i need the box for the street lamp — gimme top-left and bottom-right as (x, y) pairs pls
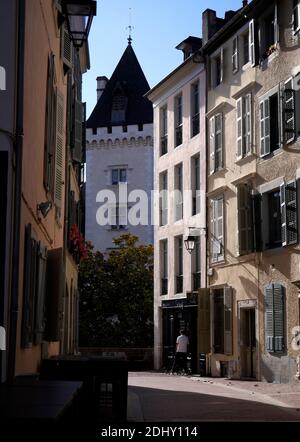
(184, 235), (196, 254)
(62, 0), (97, 49)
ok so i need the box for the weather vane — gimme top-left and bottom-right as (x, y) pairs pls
(126, 8), (134, 45)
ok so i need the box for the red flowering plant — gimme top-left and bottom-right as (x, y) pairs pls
(69, 224), (88, 261)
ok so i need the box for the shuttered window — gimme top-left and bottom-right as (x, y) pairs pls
(61, 23), (73, 70)
(283, 78), (296, 145)
(21, 225), (48, 348)
(211, 196), (224, 263)
(260, 98), (270, 156)
(72, 98), (83, 162)
(237, 94), (252, 159)
(209, 113), (223, 173)
(238, 184), (253, 255)
(232, 36), (238, 72)
(294, 0), (300, 33)
(249, 19), (256, 67)
(44, 54), (55, 194)
(213, 287), (233, 355)
(54, 89), (64, 215)
(265, 284), (285, 352)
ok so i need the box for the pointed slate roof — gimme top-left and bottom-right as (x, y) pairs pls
(87, 44), (153, 128)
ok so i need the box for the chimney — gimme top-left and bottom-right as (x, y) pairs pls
(202, 9), (217, 45)
(242, 0), (248, 7)
(97, 76), (108, 101)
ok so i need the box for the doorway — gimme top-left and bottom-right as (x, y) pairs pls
(240, 308), (256, 378)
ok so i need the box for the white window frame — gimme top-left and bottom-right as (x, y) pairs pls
(111, 167), (127, 185)
(259, 85), (281, 157)
(160, 105), (168, 155)
(211, 196), (224, 263)
(294, 0), (300, 33)
(109, 204), (127, 230)
(232, 36), (239, 73)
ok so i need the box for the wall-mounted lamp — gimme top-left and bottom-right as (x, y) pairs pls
(62, 0), (97, 49)
(37, 201), (52, 218)
(184, 235), (196, 254)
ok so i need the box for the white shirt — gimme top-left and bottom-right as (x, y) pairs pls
(176, 334), (189, 353)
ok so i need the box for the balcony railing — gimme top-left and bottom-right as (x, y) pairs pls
(175, 125), (182, 147)
(193, 272), (201, 291)
(176, 275), (183, 293)
(160, 135), (168, 156)
(161, 278), (168, 295)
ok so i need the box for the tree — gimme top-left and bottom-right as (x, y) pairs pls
(79, 234), (153, 348)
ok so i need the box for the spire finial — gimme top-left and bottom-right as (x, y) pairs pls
(126, 8), (134, 45)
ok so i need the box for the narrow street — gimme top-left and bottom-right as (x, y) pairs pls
(127, 372), (300, 422)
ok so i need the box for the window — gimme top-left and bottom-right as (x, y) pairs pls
(175, 163), (183, 221)
(237, 94), (252, 158)
(192, 236), (201, 291)
(257, 3), (279, 60)
(122, 125), (128, 133)
(213, 287), (233, 355)
(211, 196), (224, 263)
(259, 181), (298, 249)
(294, 0), (300, 33)
(109, 205), (127, 230)
(160, 106), (168, 155)
(111, 168), (127, 185)
(191, 82), (200, 137)
(209, 113), (223, 173)
(92, 127), (97, 135)
(265, 284), (285, 352)
(138, 123), (143, 131)
(22, 224), (47, 347)
(159, 171), (168, 226)
(111, 86), (127, 123)
(232, 36), (238, 72)
(107, 126), (112, 134)
(283, 75), (300, 145)
(260, 91), (280, 156)
(191, 154), (200, 215)
(243, 30), (249, 65)
(211, 48), (224, 87)
(161, 240), (168, 295)
(44, 54), (55, 195)
(238, 184), (253, 255)
(174, 94), (183, 147)
(175, 235), (183, 293)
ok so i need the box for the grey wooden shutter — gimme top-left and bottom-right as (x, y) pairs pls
(245, 94), (252, 154)
(54, 89), (64, 212)
(72, 99), (83, 163)
(260, 99), (270, 156)
(273, 284), (284, 352)
(249, 19), (256, 67)
(215, 113), (223, 170)
(285, 181), (297, 245)
(198, 289), (211, 353)
(220, 47), (224, 83)
(265, 284), (274, 352)
(44, 54), (55, 192)
(44, 248), (65, 342)
(283, 79), (296, 144)
(232, 36), (238, 72)
(280, 182), (287, 246)
(236, 97), (243, 159)
(238, 185), (247, 254)
(209, 116), (215, 174)
(82, 102), (87, 163)
(61, 23), (72, 69)
(34, 242), (48, 345)
(224, 287), (233, 355)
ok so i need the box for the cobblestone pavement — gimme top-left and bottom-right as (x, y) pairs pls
(127, 372), (300, 422)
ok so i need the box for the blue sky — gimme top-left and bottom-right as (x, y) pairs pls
(83, 0), (244, 116)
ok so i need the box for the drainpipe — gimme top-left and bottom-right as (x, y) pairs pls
(8, 0), (26, 383)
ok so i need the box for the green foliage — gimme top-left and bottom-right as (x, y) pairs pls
(79, 234), (153, 348)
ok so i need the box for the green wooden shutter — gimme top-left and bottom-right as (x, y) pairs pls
(72, 99), (83, 163)
(265, 285), (274, 352)
(34, 242), (48, 345)
(224, 287), (233, 355)
(44, 53), (55, 193)
(198, 289), (211, 353)
(54, 89), (64, 213)
(21, 225), (37, 348)
(273, 284), (284, 352)
(44, 248), (65, 342)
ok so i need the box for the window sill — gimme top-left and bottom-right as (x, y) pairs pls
(259, 147), (282, 161)
(209, 167), (227, 177)
(210, 258), (225, 267)
(259, 49), (279, 69)
(235, 151), (257, 166)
